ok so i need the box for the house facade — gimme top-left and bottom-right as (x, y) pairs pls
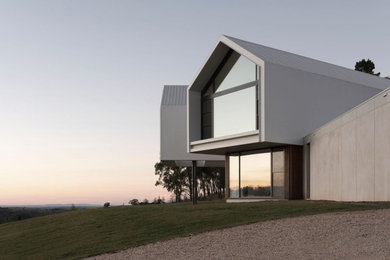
(183, 35), (390, 202)
(160, 85), (224, 168)
(160, 85), (225, 204)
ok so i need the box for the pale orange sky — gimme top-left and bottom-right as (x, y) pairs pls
(1, 134), (171, 205)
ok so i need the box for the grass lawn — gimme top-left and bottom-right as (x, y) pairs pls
(1, 200), (389, 260)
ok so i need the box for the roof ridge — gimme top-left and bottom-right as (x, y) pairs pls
(222, 35), (390, 88)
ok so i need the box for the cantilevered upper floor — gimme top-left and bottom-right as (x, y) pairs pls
(160, 85), (224, 167)
(188, 35), (390, 154)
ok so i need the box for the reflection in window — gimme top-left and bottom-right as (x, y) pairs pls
(229, 154), (240, 198)
(229, 150), (285, 199)
(201, 51), (258, 139)
(215, 54), (256, 93)
(240, 152), (271, 197)
(272, 150), (285, 199)
(214, 86), (256, 137)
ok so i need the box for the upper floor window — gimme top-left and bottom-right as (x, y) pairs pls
(202, 51), (259, 139)
(215, 55), (256, 93)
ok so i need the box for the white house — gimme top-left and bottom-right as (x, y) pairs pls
(162, 35), (390, 202)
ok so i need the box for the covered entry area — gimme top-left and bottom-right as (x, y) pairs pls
(226, 145), (303, 201)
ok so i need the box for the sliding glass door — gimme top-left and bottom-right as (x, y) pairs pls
(229, 149), (285, 199)
(240, 152), (271, 197)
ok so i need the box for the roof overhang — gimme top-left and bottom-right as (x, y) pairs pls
(187, 35), (265, 93)
(191, 141), (288, 155)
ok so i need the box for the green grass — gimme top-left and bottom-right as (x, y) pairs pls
(1, 200), (389, 260)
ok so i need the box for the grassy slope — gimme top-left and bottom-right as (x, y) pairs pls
(0, 200), (389, 260)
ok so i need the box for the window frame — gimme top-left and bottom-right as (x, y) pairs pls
(201, 51), (260, 139)
(229, 149), (272, 199)
(228, 148), (286, 199)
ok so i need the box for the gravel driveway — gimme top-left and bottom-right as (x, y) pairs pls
(86, 209), (390, 259)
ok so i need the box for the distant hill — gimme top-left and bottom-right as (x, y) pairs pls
(1, 204), (100, 208)
(0, 207), (68, 224)
(0, 204), (99, 224)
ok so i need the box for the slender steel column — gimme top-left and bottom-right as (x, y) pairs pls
(192, 160), (197, 205)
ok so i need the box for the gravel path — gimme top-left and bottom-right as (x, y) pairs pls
(86, 209), (390, 260)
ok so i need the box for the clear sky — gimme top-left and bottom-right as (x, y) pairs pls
(1, 1), (389, 205)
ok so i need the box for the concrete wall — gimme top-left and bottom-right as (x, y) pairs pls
(265, 62), (387, 145)
(304, 88), (390, 201)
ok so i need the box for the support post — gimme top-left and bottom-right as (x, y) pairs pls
(192, 160), (197, 205)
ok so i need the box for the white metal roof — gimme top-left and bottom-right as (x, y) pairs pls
(161, 85), (188, 106)
(225, 35), (389, 89)
(188, 35), (390, 92)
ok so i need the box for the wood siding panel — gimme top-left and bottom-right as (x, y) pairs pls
(288, 145), (304, 200)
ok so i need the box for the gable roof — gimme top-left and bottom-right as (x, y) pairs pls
(188, 35), (390, 92)
(161, 85), (188, 106)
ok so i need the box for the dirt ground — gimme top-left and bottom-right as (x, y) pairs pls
(85, 209), (390, 259)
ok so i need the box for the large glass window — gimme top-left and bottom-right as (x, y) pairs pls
(229, 149), (285, 199)
(214, 86), (256, 137)
(272, 150), (285, 199)
(229, 154), (240, 198)
(215, 54), (256, 93)
(241, 152), (271, 197)
(201, 51), (259, 139)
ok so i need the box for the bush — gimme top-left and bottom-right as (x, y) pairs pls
(129, 199), (139, 205)
(103, 202), (110, 208)
(152, 196), (165, 204)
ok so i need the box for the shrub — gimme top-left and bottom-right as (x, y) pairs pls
(129, 199), (139, 205)
(103, 202), (110, 208)
(152, 196), (165, 204)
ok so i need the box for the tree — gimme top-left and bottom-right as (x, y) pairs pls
(129, 199), (139, 205)
(155, 161), (225, 202)
(198, 167), (225, 199)
(355, 59), (380, 76)
(103, 202), (110, 208)
(155, 162), (189, 202)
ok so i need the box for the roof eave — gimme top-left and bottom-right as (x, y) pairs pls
(187, 35), (265, 93)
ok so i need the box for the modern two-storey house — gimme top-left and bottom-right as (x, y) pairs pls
(186, 35), (390, 202)
(161, 35), (390, 202)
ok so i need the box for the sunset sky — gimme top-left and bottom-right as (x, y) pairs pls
(1, 1), (389, 205)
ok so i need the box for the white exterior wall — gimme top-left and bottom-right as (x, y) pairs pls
(304, 88), (390, 201)
(161, 104), (223, 163)
(265, 62), (385, 145)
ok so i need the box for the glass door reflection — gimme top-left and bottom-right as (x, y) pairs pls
(240, 152), (271, 197)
